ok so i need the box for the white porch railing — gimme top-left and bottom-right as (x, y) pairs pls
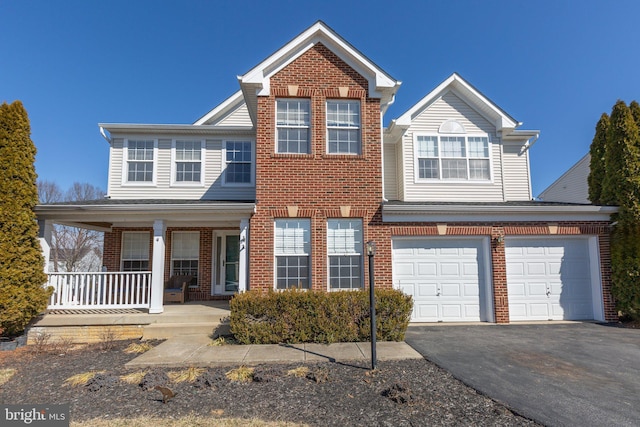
(47, 272), (152, 310)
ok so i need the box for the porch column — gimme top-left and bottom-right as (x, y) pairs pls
(38, 219), (53, 273)
(238, 218), (249, 292)
(149, 219), (166, 314)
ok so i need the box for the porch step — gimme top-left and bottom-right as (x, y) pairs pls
(142, 322), (230, 340)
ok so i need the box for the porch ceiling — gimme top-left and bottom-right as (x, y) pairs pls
(35, 200), (256, 230)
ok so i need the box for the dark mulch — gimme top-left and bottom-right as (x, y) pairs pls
(0, 339), (539, 426)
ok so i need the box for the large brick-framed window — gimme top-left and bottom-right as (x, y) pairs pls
(326, 100), (361, 155)
(327, 219), (363, 289)
(276, 99), (310, 154)
(124, 139), (156, 183)
(274, 219), (311, 289)
(121, 231), (150, 271)
(171, 231), (199, 286)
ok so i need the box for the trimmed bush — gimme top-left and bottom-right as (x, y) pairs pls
(229, 289), (413, 344)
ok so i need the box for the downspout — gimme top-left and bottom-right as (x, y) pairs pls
(99, 126), (111, 144)
(380, 92), (397, 202)
(521, 133), (539, 200)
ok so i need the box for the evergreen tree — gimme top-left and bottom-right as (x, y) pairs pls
(0, 101), (50, 337)
(630, 100), (640, 127)
(588, 113), (609, 204)
(602, 100), (640, 210)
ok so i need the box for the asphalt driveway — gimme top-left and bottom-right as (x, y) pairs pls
(405, 323), (640, 427)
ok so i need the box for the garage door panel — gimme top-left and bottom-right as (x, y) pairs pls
(506, 238), (595, 321)
(417, 262), (437, 276)
(393, 238), (486, 322)
(440, 263), (461, 276)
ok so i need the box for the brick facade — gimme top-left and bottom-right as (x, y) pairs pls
(250, 43), (390, 291)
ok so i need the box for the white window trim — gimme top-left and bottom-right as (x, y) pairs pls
(170, 139), (205, 187)
(326, 99), (361, 155)
(326, 218), (364, 291)
(221, 139), (255, 187)
(273, 219), (311, 290)
(275, 98), (311, 154)
(122, 138), (158, 186)
(412, 133), (494, 184)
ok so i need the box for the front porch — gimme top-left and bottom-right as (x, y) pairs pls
(28, 301), (231, 344)
(35, 199), (256, 314)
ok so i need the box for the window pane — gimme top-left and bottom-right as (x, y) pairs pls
(327, 101), (360, 126)
(275, 219), (310, 255)
(440, 137), (465, 157)
(225, 141), (252, 184)
(442, 159), (468, 179)
(127, 140), (154, 161)
(176, 162), (201, 182)
(468, 137), (489, 158)
(277, 100), (310, 126)
(327, 219), (362, 255)
(416, 136), (438, 157)
(276, 256), (310, 289)
(419, 159), (439, 179)
(122, 232), (149, 260)
(278, 128), (309, 154)
(176, 140), (201, 161)
(226, 163), (250, 183)
(329, 256), (362, 289)
(327, 129), (360, 154)
(127, 162), (153, 182)
(327, 100), (360, 154)
(469, 159), (490, 180)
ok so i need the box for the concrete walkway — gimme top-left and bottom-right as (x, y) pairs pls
(126, 334), (423, 368)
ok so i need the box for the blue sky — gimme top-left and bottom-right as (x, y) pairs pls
(2, 0), (640, 197)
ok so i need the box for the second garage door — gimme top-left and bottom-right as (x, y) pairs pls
(393, 238), (491, 322)
(506, 237), (598, 321)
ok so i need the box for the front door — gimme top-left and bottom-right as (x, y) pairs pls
(220, 234), (240, 293)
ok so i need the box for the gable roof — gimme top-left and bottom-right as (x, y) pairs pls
(538, 153), (592, 204)
(193, 90), (248, 126)
(387, 73), (526, 139)
(235, 20), (400, 124)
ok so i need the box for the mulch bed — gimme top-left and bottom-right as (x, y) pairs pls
(0, 339), (539, 426)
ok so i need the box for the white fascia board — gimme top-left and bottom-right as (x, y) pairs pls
(193, 91), (246, 125)
(98, 123), (254, 136)
(36, 202), (256, 215)
(382, 204), (618, 223)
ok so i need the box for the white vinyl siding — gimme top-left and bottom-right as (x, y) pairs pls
(327, 100), (361, 155)
(276, 99), (310, 154)
(171, 231), (199, 286)
(502, 143), (533, 201)
(401, 91), (506, 202)
(383, 142), (398, 200)
(121, 231), (150, 272)
(108, 137), (256, 200)
(327, 219), (363, 289)
(213, 103), (253, 127)
(274, 219), (311, 289)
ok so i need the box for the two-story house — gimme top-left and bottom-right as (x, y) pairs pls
(36, 21), (617, 323)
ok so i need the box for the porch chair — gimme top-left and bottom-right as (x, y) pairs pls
(164, 275), (194, 304)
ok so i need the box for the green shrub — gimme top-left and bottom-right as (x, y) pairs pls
(229, 289), (413, 344)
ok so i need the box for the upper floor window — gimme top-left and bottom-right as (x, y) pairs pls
(126, 139), (155, 183)
(173, 140), (203, 184)
(274, 219), (310, 289)
(415, 135), (490, 181)
(121, 231), (150, 271)
(327, 100), (360, 155)
(224, 140), (253, 185)
(276, 99), (310, 154)
(327, 219), (363, 290)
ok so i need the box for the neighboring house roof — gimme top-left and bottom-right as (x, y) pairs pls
(193, 90), (249, 126)
(386, 73), (538, 142)
(538, 153), (591, 204)
(236, 20), (401, 125)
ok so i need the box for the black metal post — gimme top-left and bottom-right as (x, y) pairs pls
(368, 246), (377, 370)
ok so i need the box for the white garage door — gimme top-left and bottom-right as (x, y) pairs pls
(393, 238), (489, 322)
(506, 238), (596, 321)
